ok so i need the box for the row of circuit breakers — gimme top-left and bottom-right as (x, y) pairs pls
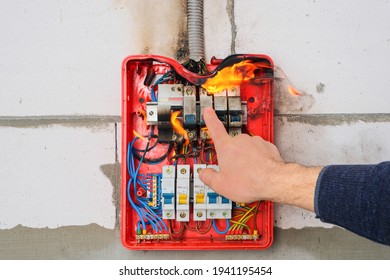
(144, 84), (247, 221)
(151, 164), (230, 222)
(146, 84), (247, 141)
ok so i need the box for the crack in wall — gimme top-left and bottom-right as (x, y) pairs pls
(115, 122), (119, 162)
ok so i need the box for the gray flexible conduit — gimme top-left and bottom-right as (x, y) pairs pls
(187, 0), (205, 61)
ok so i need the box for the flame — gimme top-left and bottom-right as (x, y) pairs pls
(288, 85), (302, 96)
(202, 60), (270, 93)
(170, 111), (189, 145)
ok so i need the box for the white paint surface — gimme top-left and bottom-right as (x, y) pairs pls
(274, 204), (333, 229)
(0, 125), (116, 229)
(274, 119), (390, 229)
(0, 0), (390, 231)
(275, 119), (390, 166)
(0, 0), (183, 116)
(204, 0), (232, 61)
(235, 0), (390, 114)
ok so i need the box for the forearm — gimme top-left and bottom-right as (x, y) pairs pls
(267, 163), (323, 212)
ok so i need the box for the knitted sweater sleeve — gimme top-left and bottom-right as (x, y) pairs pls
(314, 161), (390, 245)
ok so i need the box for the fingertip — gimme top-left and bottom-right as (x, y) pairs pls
(203, 107), (214, 114)
(202, 108), (229, 148)
(199, 167), (217, 187)
(203, 107), (217, 124)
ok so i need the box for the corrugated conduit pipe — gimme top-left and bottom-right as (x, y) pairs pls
(187, 0), (205, 61)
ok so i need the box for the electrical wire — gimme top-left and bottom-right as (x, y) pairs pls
(127, 139), (148, 230)
(169, 220), (186, 240)
(132, 142), (173, 165)
(212, 219), (230, 235)
(150, 70), (174, 101)
(127, 136), (168, 233)
(184, 222), (196, 231)
(195, 220), (212, 234)
(252, 201), (261, 233)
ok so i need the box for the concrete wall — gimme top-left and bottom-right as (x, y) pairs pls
(1, 0), (389, 259)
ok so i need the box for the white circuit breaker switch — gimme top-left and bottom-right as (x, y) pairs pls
(227, 86), (240, 97)
(227, 86), (242, 136)
(161, 165), (176, 219)
(205, 165), (232, 219)
(193, 164), (207, 221)
(176, 164), (190, 222)
(241, 101), (248, 126)
(205, 165), (220, 219)
(228, 96), (242, 128)
(183, 86), (197, 127)
(157, 84), (184, 107)
(218, 195), (232, 220)
(213, 90), (228, 127)
(199, 88), (213, 127)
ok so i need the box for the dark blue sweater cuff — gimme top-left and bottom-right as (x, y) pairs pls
(314, 162), (390, 245)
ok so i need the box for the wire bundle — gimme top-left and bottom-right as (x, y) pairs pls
(228, 202), (261, 235)
(127, 136), (168, 234)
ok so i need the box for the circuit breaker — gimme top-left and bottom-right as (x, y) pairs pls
(121, 54), (274, 250)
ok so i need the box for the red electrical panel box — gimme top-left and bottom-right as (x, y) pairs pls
(121, 54), (274, 250)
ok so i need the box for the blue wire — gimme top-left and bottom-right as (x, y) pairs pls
(138, 199), (167, 232)
(212, 219), (230, 235)
(150, 71), (173, 101)
(127, 138), (149, 230)
(127, 178), (146, 230)
(127, 135), (168, 233)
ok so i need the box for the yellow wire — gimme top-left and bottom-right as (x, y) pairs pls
(229, 220), (250, 230)
(229, 205), (256, 231)
(231, 214), (254, 232)
(237, 205), (256, 223)
(133, 130), (148, 142)
(237, 214), (254, 231)
(229, 214), (253, 230)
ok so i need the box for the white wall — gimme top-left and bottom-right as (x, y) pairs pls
(1, 0), (390, 234)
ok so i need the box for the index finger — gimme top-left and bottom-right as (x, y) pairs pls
(203, 107), (230, 149)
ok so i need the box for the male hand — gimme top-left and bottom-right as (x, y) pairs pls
(199, 107), (284, 203)
(199, 107), (320, 211)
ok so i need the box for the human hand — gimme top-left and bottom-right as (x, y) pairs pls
(199, 107), (321, 211)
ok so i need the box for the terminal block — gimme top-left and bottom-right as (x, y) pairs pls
(176, 164), (191, 222)
(147, 174), (161, 209)
(161, 165), (176, 219)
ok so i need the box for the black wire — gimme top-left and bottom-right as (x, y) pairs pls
(132, 143), (173, 164)
(131, 135), (159, 153)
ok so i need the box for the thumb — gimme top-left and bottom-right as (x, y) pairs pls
(199, 167), (220, 190)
